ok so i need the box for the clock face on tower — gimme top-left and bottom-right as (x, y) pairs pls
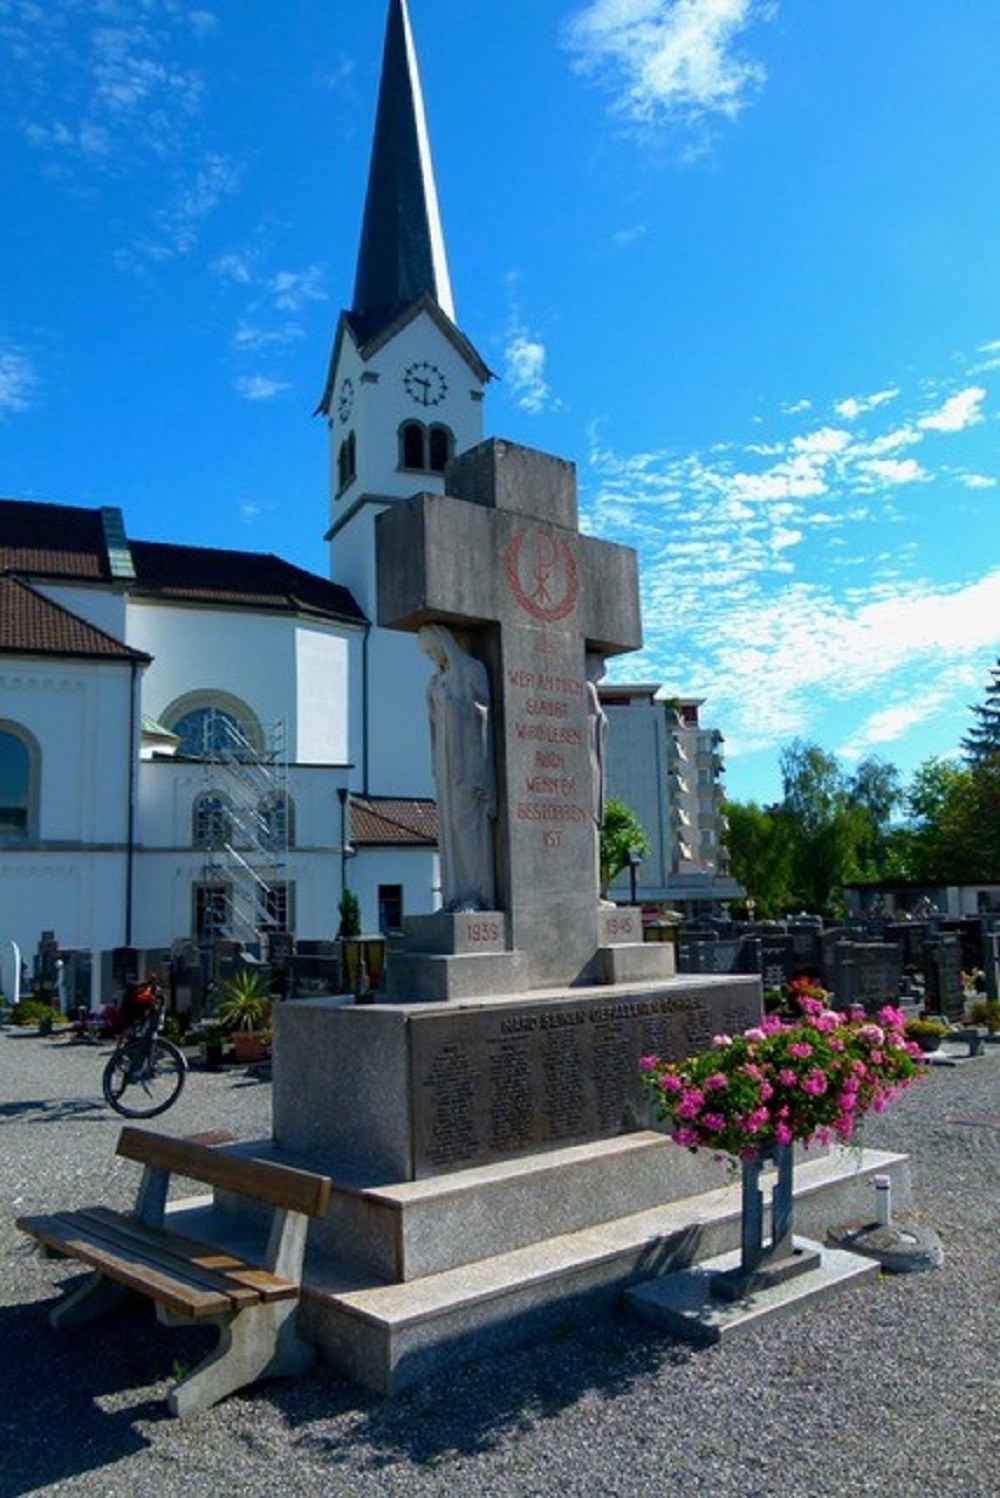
(337, 377), (354, 423)
(403, 361), (447, 407)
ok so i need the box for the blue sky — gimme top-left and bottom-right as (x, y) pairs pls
(2, 0), (997, 806)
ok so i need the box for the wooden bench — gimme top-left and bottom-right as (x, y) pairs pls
(16, 1126), (332, 1417)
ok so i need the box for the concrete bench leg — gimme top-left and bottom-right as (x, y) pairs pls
(50, 1272), (134, 1330)
(162, 1300), (315, 1418)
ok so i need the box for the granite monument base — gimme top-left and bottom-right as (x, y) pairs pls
(167, 975), (910, 1396)
(273, 976), (755, 1181)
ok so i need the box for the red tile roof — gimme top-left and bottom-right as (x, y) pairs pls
(0, 575), (148, 662)
(129, 540), (366, 624)
(0, 500), (112, 581)
(0, 499), (366, 627)
(350, 795), (438, 846)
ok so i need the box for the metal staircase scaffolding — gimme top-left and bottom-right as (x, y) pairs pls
(199, 715), (290, 945)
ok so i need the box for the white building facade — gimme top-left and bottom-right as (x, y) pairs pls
(601, 685), (745, 918)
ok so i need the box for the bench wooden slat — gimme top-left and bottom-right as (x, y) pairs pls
(17, 1212), (235, 1320)
(116, 1127), (332, 1219)
(83, 1207), (297, 1304)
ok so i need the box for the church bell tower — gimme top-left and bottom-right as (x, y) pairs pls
(318, 0), (491, 800)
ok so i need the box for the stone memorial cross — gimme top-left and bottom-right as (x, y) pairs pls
(377, 438), (642, 987)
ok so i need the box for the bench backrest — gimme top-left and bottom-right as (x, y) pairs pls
(117, 1127), (331, 1218)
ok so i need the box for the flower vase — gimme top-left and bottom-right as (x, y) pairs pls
(711, 1143), (820, 1301)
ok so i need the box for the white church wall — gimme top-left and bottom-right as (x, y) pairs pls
(0, 852), (129, 961)
(0, 659), (134, 844)
(128, 601), (296, 745)
(364, 629), (434, 797)
(294, 621), (353, 765)
(0, 656), (136, 955)
(134, 759), (347, 945)
(35, 583), (128, 643)
(349, 846), (439, 934)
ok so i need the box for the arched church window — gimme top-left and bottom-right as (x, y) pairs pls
(400, 421), (426, 471)
(192, 793), (233, 849)
(428, 424), (453, 474)
(259, 792), (294, 852)
(0, 723), (38, 843)
(163, 692), (263, 761)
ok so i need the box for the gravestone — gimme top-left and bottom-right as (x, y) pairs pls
(922, 937), (964, 1020)
(787, 924), (826, 983)
(757, 934), (797, 992)
(984, 933), (1000, 1003)
(887, 922), (928, 970)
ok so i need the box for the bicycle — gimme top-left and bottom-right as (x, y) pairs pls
(102, 979), (187, 1119)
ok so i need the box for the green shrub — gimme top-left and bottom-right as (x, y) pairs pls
(966, 999), (1000, 1034)
(11, 997), (62, 1029)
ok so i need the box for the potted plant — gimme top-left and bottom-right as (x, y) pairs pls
(966, 999), (1000, 1036)
(197, 1022), (228, 1071)
(216, 970), (272, 1063)
(641, 997), (923, 1293)
(903, 1015), (950, 1053)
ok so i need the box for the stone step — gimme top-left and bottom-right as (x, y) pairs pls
(292, 1145), (909, 1395)
(210, 1131), (784, 1281)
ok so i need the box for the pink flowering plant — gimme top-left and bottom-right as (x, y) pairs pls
(640, 994), (922, 1162)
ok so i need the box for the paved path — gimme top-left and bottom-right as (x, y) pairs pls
(2, 1029), (998, 1497)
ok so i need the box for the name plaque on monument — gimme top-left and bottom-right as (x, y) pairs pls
(409, 980), (760, 1178)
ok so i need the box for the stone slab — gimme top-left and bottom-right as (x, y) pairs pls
(383, 950), (527, 1002)
(597, 907), (644, 946)
(174, 1144), (909, 1395)
(399, 910), (507, 956)
(625, 1238), (879, 1344)
(594, 943), (676, 985)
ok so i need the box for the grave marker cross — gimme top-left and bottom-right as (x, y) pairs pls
(377, 438), (641, 986)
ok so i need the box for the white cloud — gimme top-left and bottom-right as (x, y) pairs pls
(267, 267), (327, 314)
(0, 345), (37, 414)
(834, 387), (899, 421)
(505, 335), (553, 415)
(853, 457), (927, 487)
(213, 252), (256, 285)
(564, 0), (775, 128)
(918, 385), (986, 433)
(612, 223), (648, 248)
(584, 351), (1000, 772)
(839, 700), (942, 761)
(235, 375), (290, 402)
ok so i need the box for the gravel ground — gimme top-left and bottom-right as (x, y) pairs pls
(2, 1028), (998, 1498)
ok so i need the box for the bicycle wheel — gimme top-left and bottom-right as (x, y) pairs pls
(102, 1037), (187, 1118)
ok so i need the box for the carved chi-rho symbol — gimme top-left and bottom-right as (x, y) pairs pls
(505, 528), (579, 623)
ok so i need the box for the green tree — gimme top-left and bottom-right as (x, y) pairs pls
(599, 797), (649, 897)
(847, 755), (903, 877)
(723, 799), (795, 918)
(779, 740), (859, 914)
(962, 657), (1000, 767)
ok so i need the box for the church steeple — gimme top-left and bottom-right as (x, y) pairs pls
(351, 0), (455, 343)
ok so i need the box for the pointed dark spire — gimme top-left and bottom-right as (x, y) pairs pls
(351, 0), (454, 343)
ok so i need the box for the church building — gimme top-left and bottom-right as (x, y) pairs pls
(0, 0), (734, 1001)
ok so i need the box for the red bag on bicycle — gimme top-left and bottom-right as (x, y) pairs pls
(120, 980), (157, 1028)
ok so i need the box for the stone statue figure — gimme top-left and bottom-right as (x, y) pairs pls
(418, 625), (497, 912)
(586, 652), (613, 906)
(585, 652), (608, 829)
